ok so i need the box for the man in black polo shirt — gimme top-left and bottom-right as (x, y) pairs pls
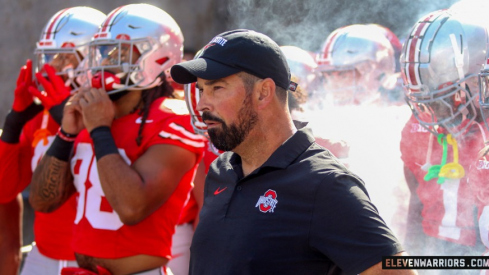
(170, 29), (416, 275)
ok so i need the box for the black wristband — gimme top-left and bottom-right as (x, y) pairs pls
(57, 127), (78, 142)
(45, 135), (74, 161)
(90, 126), (118, 160)
(1, 103), (44, 143)
(49, 97), (70, 125)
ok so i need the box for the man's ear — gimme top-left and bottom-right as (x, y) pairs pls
(256, 78), (276, 110)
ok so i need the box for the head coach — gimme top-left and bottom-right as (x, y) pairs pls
(170, 29), (416, 275)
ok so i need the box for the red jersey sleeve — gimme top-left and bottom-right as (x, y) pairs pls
(0, 139), (31, 203)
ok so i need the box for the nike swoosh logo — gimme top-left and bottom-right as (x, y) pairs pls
(136, 117), (153, 124)
(214, 187), (227, 195)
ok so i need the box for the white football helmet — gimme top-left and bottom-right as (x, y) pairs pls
(88, 3), (184, 94)
(367, 24), (402, 73)
(183, 48), (207, 136)
(317, 24), (396, 105)
(35, 6), (106, 91)
(184, 81), (207, 136)
(400, 9), (489, 137)
(280, 46), (317, 93)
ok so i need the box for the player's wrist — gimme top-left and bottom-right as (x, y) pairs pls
(49, 97), (70, 125)
(45, 134), (74, 161)
(57, 127), (78, 142)
(90, 126), (118, 160)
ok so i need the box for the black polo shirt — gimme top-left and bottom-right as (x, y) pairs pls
(190, 126), (403, 275)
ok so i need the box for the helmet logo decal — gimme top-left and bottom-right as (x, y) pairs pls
(156, 57), (169, 65)
(116, 34), (131, 40)
(38, 41), (54, 47)
(255, 189), (278, 213)
(61, 42), (75, 48)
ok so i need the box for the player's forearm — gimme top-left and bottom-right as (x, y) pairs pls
(29, 155), (75, 212)
(96, 154), (157, 225)
(90, 126), (168, 225)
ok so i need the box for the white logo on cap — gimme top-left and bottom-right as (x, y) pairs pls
(209, 36), (228, 46)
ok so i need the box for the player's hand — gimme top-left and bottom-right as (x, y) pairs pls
(12, 59), (35, 112)
(28, 64), (71, 110)
(61, 90), (85, 135)
(78, 88), (115, 133)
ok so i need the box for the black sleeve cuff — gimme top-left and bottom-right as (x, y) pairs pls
(90, 126), (119, 160)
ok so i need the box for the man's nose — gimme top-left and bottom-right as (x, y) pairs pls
(196, 92), (209, 112)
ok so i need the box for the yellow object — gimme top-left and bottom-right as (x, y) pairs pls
(438, 134), (465, 179)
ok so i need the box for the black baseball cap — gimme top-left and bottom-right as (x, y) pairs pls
(170, 29), (295, 91)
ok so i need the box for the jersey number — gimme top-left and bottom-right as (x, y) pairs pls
(438, 179), (461, 240)
(72, 143), (130, 231)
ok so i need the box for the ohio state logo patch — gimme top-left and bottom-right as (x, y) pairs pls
(255, 189), (278, 213)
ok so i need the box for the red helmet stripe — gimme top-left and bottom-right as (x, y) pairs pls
(405, 12), (437, 88)
(44, 8), (70, 40)
(406, 27), (422, 86)
(319, 27), (345, 65)
(403, 10), (447, 90)
(322, 30), (340, 61)
(101, 5), (125, 33)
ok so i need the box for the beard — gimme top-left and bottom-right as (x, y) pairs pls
(203, 93), (258, 151)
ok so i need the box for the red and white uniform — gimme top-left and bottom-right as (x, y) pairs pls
(71, 97), (205, 259)
(401, 114), (485, 246)
(468, 126), (489, 257)
(169, 138), (218, 275)
(0, 110), (77, 260)
(176, 139), (220, 226)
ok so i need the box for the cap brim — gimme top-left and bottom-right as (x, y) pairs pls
(170, 58), (242, 84)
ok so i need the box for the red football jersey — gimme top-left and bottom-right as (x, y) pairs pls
(400, 114), (484, 246)
(0, 110), (77, 260)
(177, 139), (219, 225)
(469, 125), (489, 254)
(201, 140), (220, 174)
(71, 97), (205, 259)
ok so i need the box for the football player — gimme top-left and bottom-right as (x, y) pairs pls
(316, 24), (398, 106)
(400, 9), (488, 259)
(29, 4), (205, 274)
(0, 7), (105, 274)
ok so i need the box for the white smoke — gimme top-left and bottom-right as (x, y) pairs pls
(221, 0), (481, 272)
(304, 102), (412, 241)
(223, 0), (460, 53)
